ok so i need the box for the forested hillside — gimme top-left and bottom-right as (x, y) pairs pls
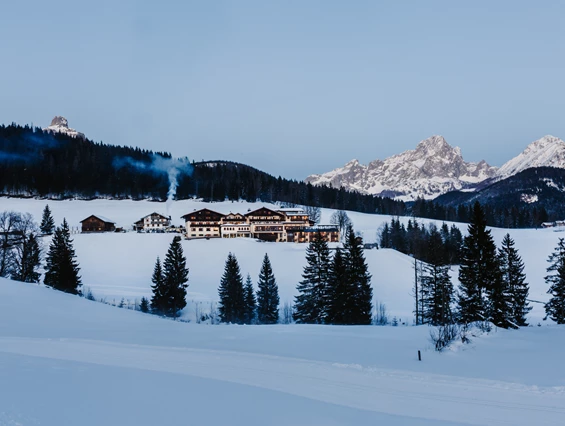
(0, 124), (404, 215)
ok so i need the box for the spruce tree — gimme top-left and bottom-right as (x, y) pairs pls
(294, 231), (331, 324)
(243, 274), (256, 324)
(150, 257), (166, 313)
(40, 205), (55, 235)
(457, 202), (498, 324)
(218, 253), (246, 324)
(499, 234), (530, 327)
(256, 253), (279, 324)
(140, 297), (150, 313)
(44, 219), (81, 294)
(325, 247), (350, 324)
(161, 236), (189, 317)
(545, 238), (565, 324)
(342, 225), (373, 325)
(12, 232), (41, 283)
(421, 263), (453, 325)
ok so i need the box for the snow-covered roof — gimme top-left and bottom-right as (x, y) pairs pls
(81, 215), (115, 224)
(138, 212), (170, 220)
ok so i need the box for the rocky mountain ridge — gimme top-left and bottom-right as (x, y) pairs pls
(306, 135), (565, 200)
(306, 135), (498, 201)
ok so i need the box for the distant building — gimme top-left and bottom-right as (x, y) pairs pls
(181, 208), (223, 239)
(542, 221), (565, 228)
(181, 207), (339, 242)
(133, 212), (171, 232)
(80, 215), (116, 233)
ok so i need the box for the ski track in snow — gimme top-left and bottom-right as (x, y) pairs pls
(1, 337), (564, 426)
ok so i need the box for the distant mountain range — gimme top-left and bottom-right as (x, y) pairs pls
(306, 135), (565, 201)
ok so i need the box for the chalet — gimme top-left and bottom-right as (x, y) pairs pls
(133, 212), (171, 232)
(80, 215), (116, 233)
(246, 207), (287, 242)
(181, 208), (223, 239)
(180, 206), (340, 242)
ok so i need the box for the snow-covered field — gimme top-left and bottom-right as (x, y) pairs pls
(1, 197), (565, 425)
(1, 278), (565, 425)
(0, 197), (560, 323)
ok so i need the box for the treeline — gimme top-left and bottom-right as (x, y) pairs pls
(379, 218), (463, 265)
(0, 124), (405, 216)
(411, 198), (550, 229)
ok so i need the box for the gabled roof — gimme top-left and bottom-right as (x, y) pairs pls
(80, 215), (115, 224)
(138, 212), (170, 221)
(181, 208), (225, 220)
(245, 207), (285, 217)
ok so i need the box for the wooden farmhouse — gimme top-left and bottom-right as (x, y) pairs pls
(181, 207), (339, 243)
(80, 215), (116, 233)
(133, 212), (171, 232)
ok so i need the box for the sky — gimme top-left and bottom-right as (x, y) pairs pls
(1, 0), (564, 179)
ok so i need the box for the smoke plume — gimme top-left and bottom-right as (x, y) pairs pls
(113, 154), (193, 213)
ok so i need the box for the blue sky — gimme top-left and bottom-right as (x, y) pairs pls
(1, 0), (564, 179)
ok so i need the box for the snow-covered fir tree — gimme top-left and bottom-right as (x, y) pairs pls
(457, 202), (499, 324)
(294, 231), (331, 324)
(325, 247), (349, 325)
(243, 274), (256, 324)
(218, 253), (246, 324)
(419, 226), (453, 325)
(499, 233), (531, 327)
(40, 205), (55, 235)
(256, 253), (279, 324)
(44, 219), (81, 294)
(150, 257), (165, 313)
(151, 237), (189, 317)
(342, 225), (373, 325)
(544, 238), (565, 324)
(139, 297), (150, 313)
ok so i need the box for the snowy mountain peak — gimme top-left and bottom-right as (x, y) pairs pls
(306, 136), (497, 201)
(497, 135), (565, 178)
(43, 116), (85, 139)
(50, 116), (68, 127)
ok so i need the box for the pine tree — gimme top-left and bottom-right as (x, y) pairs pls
(499, 234), (530, 327)
(40, 205), (55, 235)
(243, 274), (256, 324)
(44, 219), (81, 294)
(342, 225), (373, 325)
(294, 231), (331, 324)
(161, 236), (189, 317)
(140, 297), (150, 313)
(545, 238), (565, 324)
(12, 232), (41, 283)
(218, 253), (246, 324)
(457, 202), (498, 324)
(150, 257), (166, 313)
(325, 247), (350, 324)
(256, 253), (279, 324)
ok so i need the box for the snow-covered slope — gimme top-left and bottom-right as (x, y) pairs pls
(43, 116), (85, 139)
(306, 136), (497, 201)
(2, 275), (565, 425)
(497, 135), (565, 178)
